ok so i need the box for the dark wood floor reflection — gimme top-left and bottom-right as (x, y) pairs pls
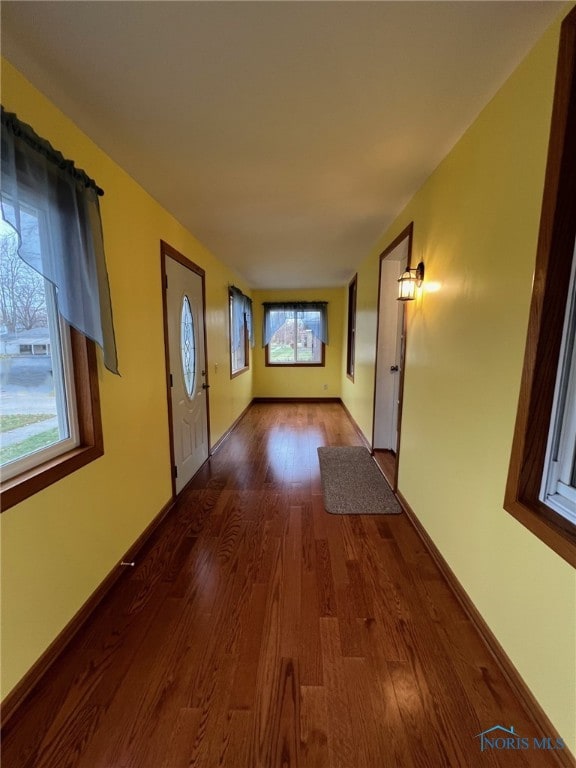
(373, 449), (396, 489)
(2, 403), (561, 767)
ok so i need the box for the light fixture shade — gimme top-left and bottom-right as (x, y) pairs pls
(397, 262), (425, 301)
(398, 269), (416, 301)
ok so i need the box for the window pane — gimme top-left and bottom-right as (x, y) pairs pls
(295, 314), (322, 362)
(231, 343), (246, 373)
(230, 295), (247, 374)
(0, 211), (76, 475)
(269, 314), (296, 363)
(180, 295), (196, 397)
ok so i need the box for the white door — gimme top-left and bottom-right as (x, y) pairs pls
(373, 234), (410, 451)
(374, 258), (405, 449)
(165, 254), (209, 494)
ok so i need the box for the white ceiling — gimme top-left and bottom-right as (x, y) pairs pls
(1, 1), (565, 289)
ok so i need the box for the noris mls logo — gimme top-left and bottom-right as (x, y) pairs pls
(476, 725), (566, 752)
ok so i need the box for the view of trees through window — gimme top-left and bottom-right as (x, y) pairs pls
(0, 212), (70, 473)
(268, 311), (322, 364)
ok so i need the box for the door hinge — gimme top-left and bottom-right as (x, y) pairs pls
(173, 465), (178, 479)
(164, 274), (168, 290)
(169, 373), (173, 387)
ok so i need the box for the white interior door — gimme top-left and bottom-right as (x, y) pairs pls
(165, 255), (209, 493)
(373, 240), (408, 451)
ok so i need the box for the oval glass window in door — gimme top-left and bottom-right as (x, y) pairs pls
(180, 295), (196, 397)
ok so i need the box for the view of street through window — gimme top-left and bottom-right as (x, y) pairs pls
(0, 215), (59, 469)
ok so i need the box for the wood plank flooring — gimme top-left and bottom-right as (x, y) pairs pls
(373, 449), (396, 489)
(1, 403), (566, 767)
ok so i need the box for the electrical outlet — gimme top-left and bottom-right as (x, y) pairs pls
(323, 384), (328, 390)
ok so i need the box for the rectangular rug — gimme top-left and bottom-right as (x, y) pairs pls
(317, 446), (402, 515)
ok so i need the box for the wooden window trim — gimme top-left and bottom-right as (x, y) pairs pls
(346, 274), (358, 381)
(231, 360), (249, 378)
(1, 329), (103, 512)
(504, 7), (576, 567)
(264, 306), (326, 367)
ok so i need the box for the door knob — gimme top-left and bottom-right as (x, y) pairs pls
(202, 383), (210, 389)
(390, 365), (399, 372)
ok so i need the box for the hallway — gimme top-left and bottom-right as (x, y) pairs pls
(1, 403), (562, 767)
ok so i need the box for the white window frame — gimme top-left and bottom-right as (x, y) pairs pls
(1, 283), (80, 482)
(540, 237), (576, 526)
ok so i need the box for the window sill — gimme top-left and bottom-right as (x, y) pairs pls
(1, 443), (104, 512)
(1, 332), (103, 512)
(504, 494), (576, 568)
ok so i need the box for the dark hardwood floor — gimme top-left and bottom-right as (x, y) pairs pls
(1, 403), (566, 767)
(373, 449), (396, 489)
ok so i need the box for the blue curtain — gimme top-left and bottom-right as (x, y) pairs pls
(1, 107), (119, 374)
(229, 285), (253, 350)
(262, 302), (328, 347)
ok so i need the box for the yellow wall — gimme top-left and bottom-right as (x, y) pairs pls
(342, 9), (576, 748)
(0, 60), (253, 698)
(253, 288), (344, 399)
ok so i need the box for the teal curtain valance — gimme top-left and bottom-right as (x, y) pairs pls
(229, 285), (253, 348)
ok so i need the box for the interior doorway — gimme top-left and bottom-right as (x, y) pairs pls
(161, 242), (210, 496)
(372, 223), (414, 490)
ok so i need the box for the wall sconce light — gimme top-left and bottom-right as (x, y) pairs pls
(397, 262), (425, 301)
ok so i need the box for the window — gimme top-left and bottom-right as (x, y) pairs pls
(229, 286), (252, 377)
(1, 108), (117, 511)
(263, 302), (328, 366)
(0, 216), (79, 483)
(504, 7), (576, 566)
(181, 295), (196, 396)
(540, 237), (576, 527)
(346, 275), (357, 380)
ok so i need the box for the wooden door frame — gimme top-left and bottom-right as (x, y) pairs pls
(371, 222), (414, 491)
(160, 240), (211, 499)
